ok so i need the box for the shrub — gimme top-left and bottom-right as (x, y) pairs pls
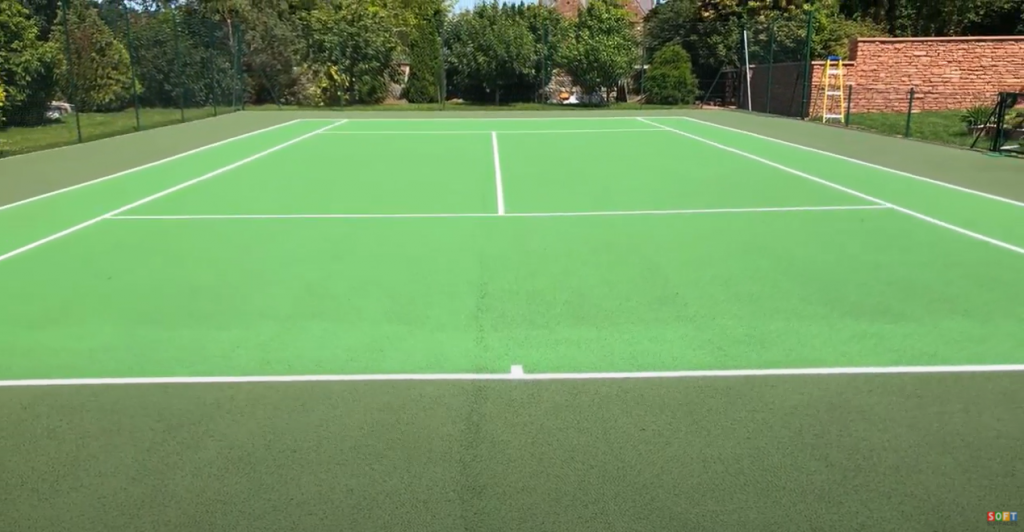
(643, 44), (696, 106)
(960, 105), (993, 127)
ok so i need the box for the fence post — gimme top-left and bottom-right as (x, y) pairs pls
(122, 1), (141, 131)
(208, 21), (218, 116)
(904, 86), (916, 138)
(171, 8), (185, 122)
(233, 22), (244, 110)
(765, 21), (775, 115)
(59, 0), (83, 144)
(844, 84), (853, 126)
(799, 9), (814, 119)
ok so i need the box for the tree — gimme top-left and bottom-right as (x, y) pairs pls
(446, 2), (535, 104)
(294, 0), (402, 105)
(558, 0), (638, 102)
(402, 14), (442, 103)
(641, 0), (697, 55)
(0, 75), (6, 126)
(0, 0), (58, 126)
(50, 0), (137, 112)
(643, 43), (695, 105)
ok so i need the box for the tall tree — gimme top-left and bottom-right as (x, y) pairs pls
(1, 0), (58, 125)
(50, 0), (137, 112)
(446, 2), (535, 104)
(402, 9), (443, 103)
(558, 0), (638, 102)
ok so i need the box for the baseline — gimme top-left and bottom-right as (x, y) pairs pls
(3, 364), (1024, 388)
(107, 205), (890, 220)
(638, 118), (1024, 257)
(0, 120), (347, 264)
(317, 129), (665, 135)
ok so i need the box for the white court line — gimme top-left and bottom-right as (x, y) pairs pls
(0, 119), (303, 213)
(491, 132), (506, 215)
(677, 116), (1024, 209)
(107, 205), (889, 220)
(2, 364), (1023, 388)
(637, 118), (1024, 257)
(317, 128), (665, 135)
(0, 120), (347, 264)
(300, 116), (655, 122)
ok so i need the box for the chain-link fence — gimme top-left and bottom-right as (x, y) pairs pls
(0, 0), (243, 158)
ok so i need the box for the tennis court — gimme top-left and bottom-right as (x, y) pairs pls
(1, 112), (1022, 531)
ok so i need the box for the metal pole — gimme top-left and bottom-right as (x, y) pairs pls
(844, 84), (853, 126)
(122, 1), (141, 131)
(742, 29), (752, 112)
(799, 9), (814, 119)
(765, 22), (775, 114)
(172, 8), (185, 122)
(904, 87), (915, 138)
(60, 0), (82, 143)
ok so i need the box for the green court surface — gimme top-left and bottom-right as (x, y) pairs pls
(1, 113), (1022, 531)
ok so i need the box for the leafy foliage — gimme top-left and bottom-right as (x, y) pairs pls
(446, 2), (536, 104)
(0, 0), (58, 125)
(403, 15), (442, 103)
(50, 0), (137, 112)
(960, 105), (993, 126)
(643, 44), (696, 105)
(558, 0), (638, 99)
(295, 0), (402, 105)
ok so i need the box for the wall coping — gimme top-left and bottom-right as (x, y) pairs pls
(855, 36), (1024, 43)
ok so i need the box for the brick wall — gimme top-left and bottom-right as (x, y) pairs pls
(745, 36), (1024, 116)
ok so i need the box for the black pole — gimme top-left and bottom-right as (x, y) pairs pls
(122, 1), (141, 131)
(60, 0), (83, 143)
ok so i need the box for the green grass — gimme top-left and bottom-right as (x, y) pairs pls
(0, 107), (230, 158)
(847, 110), (979, 149)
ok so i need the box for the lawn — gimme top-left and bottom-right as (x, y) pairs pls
(0, 107), (225, 158)
(847, 110), (979, 149)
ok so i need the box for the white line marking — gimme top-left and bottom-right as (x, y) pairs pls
(637, 118), (1024, 257)
(299, 116), (654, 122)
(677, 116), (1024, 209)
(107, 205), (888, 220)
(0, 119), (304, 213)
(511, 365), (524, 376)
(317, 128), (665, 135)
(491, 131), (505, 215)
(0, 120), (347, 264)
(2, 364), (1023, 387)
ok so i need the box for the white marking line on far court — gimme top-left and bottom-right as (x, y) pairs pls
(637, 118), (1024, 258)
(491, 131), (506, 215)
(317, 128), (665, 135)
(2, 364), (1023, 388)
(0, 120), (348, 265)
(107, 205), (889, 220)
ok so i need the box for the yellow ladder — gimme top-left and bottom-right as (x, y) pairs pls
(820, 55), (845, 123)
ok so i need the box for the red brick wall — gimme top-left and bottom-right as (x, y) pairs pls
(746, 36), (1024, 116)
(848, 37), (1024, 113)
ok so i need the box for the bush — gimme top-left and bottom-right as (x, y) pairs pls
(644, 44), (696, 105)
(50, 0), (138, 112)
